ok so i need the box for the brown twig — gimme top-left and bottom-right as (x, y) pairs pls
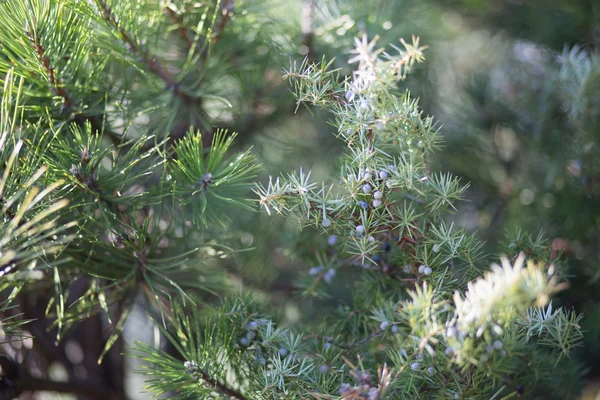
(25, 22), (123, 145)
(25, 25), (75, 114)
(96, 0), (196, 105)
(164, 7), (194, 48)
(199, 371), (248, 400)
(212, 0), (234, 46)
(419, 148), (431, 178)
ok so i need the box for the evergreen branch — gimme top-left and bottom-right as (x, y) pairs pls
(25, 25), (75, 114)
(95, 0), (196, 104)
(23, 20), (116, 142)
(198, 370), (249, 400)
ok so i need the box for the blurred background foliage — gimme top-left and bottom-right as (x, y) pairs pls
(1, 0), (598, 398)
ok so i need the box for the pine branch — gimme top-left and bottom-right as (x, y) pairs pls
(25, 24), (75, 114)
(95, 0), (197, 105)
(198, 371), (248, 400)
(24, 20), (119, 144)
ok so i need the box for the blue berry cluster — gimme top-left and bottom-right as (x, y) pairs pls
(309, 265), (336, 283)
(239, 320), (260, 347)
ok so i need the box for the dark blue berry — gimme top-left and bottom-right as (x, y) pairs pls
(358, 201), (369, 209)
(382, 242), (391, 252)
(373, 254), (381, 263)
(516, 384), (525, 395)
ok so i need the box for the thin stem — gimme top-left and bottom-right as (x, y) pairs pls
(419, 148), (431, 178)
(25, 25), (75, 113)
(96, 0), (196, 104)
(199, 371), (248, 400)
(212, 0), (234, 46)
(164, 7), (194, 47)
(25, 23), (121, 144)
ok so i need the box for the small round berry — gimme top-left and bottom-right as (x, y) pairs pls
(379, 170), (389, 179)
(345, 90), (354, 102)
(382, 242), (391, 252)
(356, 225), (365, 234)
(240, 337), (250, 346)
(485, 345), (494, 354)
(493, 340), (503, 350)
(373, 190), (383, 199)
(391, 325), (399, 333)
(362, 184), (372, 194)
(258, 357), (266, 365)
(364, 172), (372, 180)
(445, 347), (454, 356)
(423, 267), (432, 275)
(375, 120), (385, 131)
(279, 347), (288, 357)
(309, 266), (323, 276)
(248, 320), (259, 330)
(418, 140), (425, 148)
(373, 199), (382, 208)
(320, 365), (329, 374)
(380, 321), (390, 330)
(446, 326), (457, 337)
(410, 362), (421, 371)
(373, 254), (381, 263)
(516, 384), (525, 395)
(368, 235), (375, 242)
(386, 180), (393, 188)
(388, 164), (396, 171)
(418, 264), (426, 273)
(322, 218), (332, 227)
(433, 243), (441, 253)
(328, 235), (337, 246)
(323, 268), (336, 283)
(427, 367), (434, 375)
(324, 342), (332, 350)
(358, 201), (369, 209)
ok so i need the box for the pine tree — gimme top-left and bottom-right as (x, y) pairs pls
(0, 1), (591, 399)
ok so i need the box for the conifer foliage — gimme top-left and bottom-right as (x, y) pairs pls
(0, 1), (588, 399)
